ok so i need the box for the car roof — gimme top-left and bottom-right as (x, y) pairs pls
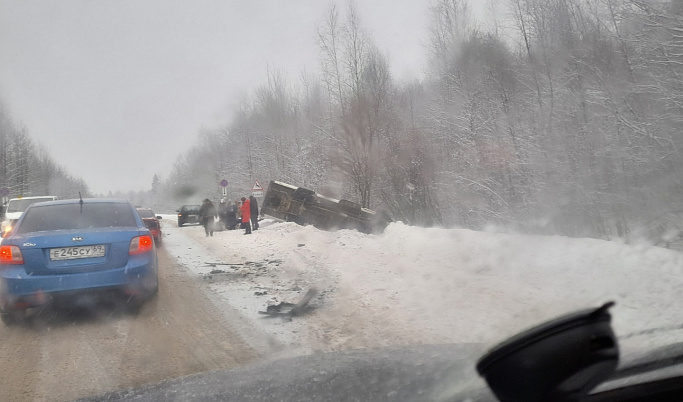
(8, 196), (58, 201)
(30, 198), (133, 207)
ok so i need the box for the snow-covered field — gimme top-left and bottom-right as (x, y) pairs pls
(159, 215), (683, 360)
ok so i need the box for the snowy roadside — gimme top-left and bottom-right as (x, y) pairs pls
(159, 217), (318, 359)
(159, 215), (683, 360)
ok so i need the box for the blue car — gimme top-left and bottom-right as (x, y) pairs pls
(0, 198), (158, 325)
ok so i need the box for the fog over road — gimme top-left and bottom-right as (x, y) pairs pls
(0, 248), (258, 402)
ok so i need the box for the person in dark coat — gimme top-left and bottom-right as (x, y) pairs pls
(226, 199), (239, 230)
(249, 195), (259, 230)
(198, 198), (217, 237)
(240, 197), (251, 235)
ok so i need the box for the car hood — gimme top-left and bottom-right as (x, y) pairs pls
(76, 344), (494, 402)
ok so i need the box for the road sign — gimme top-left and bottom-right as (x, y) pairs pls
(220, 179), (228, 187)
(252, 180), (264, 197)
(0, 187), (9, 197)
(222, 187), (227, 196)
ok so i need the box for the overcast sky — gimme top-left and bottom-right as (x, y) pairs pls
(0, 1), (485, 195)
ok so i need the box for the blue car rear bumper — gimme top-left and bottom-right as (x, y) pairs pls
(0, 254), (158, 309)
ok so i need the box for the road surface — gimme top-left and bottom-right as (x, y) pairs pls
(0, 248), (259, 402)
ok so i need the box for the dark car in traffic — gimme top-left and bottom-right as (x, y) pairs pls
(177, 204), (201, 227)
(0, 198), (159, 325)
(136, 208), (163, 245)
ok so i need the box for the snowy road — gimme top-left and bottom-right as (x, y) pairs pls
(0, 249), (258, 402)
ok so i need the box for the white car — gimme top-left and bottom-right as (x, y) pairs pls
(1, 196), (58, 237)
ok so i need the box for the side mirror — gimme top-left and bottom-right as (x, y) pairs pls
(476, 302), (618, 402)
(156, 216), (162, 220)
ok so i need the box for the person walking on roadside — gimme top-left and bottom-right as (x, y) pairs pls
(240, 196), (252, 235)
(249, 195), (259, 230)
(198, 198), (217, 237)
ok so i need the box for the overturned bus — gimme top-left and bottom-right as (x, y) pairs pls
(260, 181), (391, 234)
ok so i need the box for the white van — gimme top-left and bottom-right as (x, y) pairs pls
(1, 196), (58, 237)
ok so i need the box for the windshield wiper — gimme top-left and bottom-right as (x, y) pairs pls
(477, 302), (619, 402)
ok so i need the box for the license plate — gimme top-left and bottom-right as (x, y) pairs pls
(50, 245), (106, 260)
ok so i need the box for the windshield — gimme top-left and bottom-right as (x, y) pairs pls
(17, 203), (138, 233)
(136, 209), (155, 218)
(6, 198), (56, 213)
(143, 219), (159, 229)
(0, 1), (682, 401)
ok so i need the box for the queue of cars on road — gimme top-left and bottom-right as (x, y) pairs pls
(0, 197), (210, 326)
(0, 198), (159, 325)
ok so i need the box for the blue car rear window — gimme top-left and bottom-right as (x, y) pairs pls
(17, 203), (138, 234)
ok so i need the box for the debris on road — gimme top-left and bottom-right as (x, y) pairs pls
(205, 262), (244, 267)
(258, 288), (318, 320)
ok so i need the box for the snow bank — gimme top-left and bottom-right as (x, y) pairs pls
(159, 216), (683, 357)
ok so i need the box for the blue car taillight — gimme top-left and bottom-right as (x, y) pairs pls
(0, 245), (24, 265)
(129, 235), (154, 255)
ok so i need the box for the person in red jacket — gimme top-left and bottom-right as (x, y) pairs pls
(240, 197), (252, 235)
